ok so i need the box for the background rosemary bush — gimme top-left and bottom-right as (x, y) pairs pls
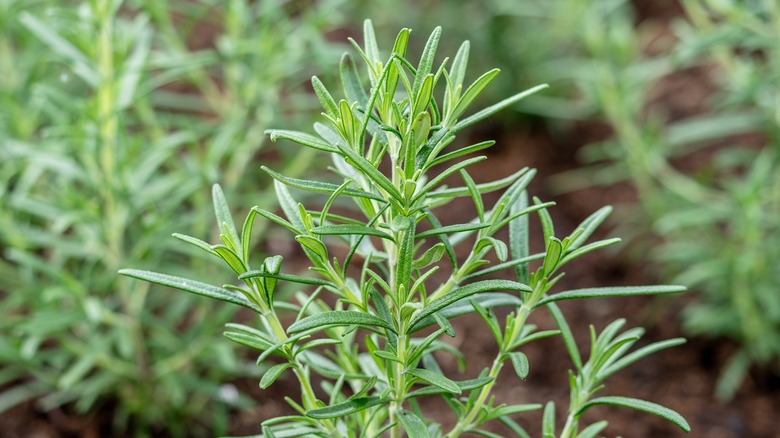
(547, 0), (780, 399)
(123, 22), (690, 437)
(0, 0), (343, 434)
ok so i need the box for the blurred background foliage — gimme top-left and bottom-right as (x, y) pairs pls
(0, 0), (346, 435)
(1, 0), (778, 435)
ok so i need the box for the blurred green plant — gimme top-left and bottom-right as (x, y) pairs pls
(123, 21), (690, 437)
(0, 0), (343, 435)
(551, 0), (780, 399)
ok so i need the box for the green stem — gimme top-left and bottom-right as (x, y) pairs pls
(446, 304), (532, 437)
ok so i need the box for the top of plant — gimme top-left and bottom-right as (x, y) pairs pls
(121, 20), (689, 437)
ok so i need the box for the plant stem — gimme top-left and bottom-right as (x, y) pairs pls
(446, 303), (533, 437)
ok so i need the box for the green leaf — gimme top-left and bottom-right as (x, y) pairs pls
(406, 368), (461, 394)
(410, 280), (531, 331)
(576, 421), (609, 438)
(452, 84), (548, 133)
(296, 339), (343, 357)
(260, 363), (294, 389)
(535, 285), (687, 307)
(267, 129), (338, 153)
(449, 69), (500, 122)
(487, 403), (542, 419)
(0, 381), (49, 414)
(429, 140), (495, 168)
(535, 197), (555, 249)
(19, 12), (98, 86)
(508, 351), (529, 380)
(598, 338), (686, 381)
(484, 237), (508, 262)
(287, 311), (396, 334)
(546, 303), (582, 371)
(542, 237), (563, 276)
(567, 206), (613, 251)
(312, 76), (339, 117)
(560, 238), (621, 266)
(413, 243), (446, 270)
(423, 211), (457, 269)
(415, 222), (490, 239)
(223, 331), (273, 352)
(263, 166), (385, 202)
(373, 350), (404, 364)
(460, 169), (484, 221)
(118, 270), (261, 313)
(427, 167), (528, 199)
(341, 53), (369, 109)
(542, 401), (556, 438)
(241, 209), (258, 263)
(212, 244), (247, 274)
(578, 396), (690, 433)
(395, 216), (417, 298)
(253, 207), (303, 235)
(295, 235), (328, 261)
(415, 156), (487, 202)
(411, 292), (522, 332)
(407, 376), (493, 398)
(306, 397), (388, 419)
(332, 140), (404, 206)
(397, 409), (432, 438)
(509, 191), (530, 284)
(413, 74), (435, 116)
(312, 224), (394, 241)
(412, 26), (442, 103)
(238, 271), (331, 286)
(450, 41), (469, 90)
(172, 233), (217, 256)
(212, 184), (240, 252)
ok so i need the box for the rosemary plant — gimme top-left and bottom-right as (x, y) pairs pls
(122, 22), (690, 437)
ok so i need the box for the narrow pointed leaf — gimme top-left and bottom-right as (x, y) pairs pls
(212, 184), (240, 251)
(406, 368), (460, 394)
(397, 410), (432, 438)
(312, 224), (394, 241)
(173, 233), (216, 256)
(263, 166), (384, 202)
(415, 222), (490, 239)
(450, 69), (500, 122)
(412, 26), (442, 102)
(119, 270), (261, 313)
(407, 376), (493, 398)
(427, 168), (529, 199)
(546, 303), (582, 371)
(508, 351), (529, 379)
(576, 421), (609, 438)
(288, 311), (396, 334)
(267, 129), (338, 153)
(312, 76), (339, 116)
(535, 285), (687, 307)
(429, 140), (495, 167)
(578, 396), (690, 432)
(452, 84), (548, 134)
(410, 280), (531, 330)
(306, 397), (388, 419)
(238, 271), (331, 286)
(260, 363), (294, 389)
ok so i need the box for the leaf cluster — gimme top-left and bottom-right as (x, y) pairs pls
(122, 20), (689, 437)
